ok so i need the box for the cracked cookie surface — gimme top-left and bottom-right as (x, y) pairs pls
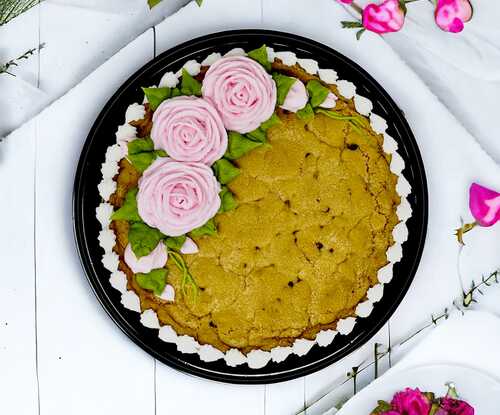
(111, 111), (400, 353)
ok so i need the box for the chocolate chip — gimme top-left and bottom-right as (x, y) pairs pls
(315, 242), (324, 250)
(305, 152), (311, 158)
(284, 200), (291, 208)
(329, 248), (334, 253)
(209, 321), (217, 328)
(347, 143), (358, 151)
(288, 281), (294, 288)
(255, 246), (260, 251)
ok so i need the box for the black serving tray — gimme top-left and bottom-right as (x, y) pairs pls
(73, 30), (428, 384)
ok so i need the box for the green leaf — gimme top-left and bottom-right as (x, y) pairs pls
(111, 188), (142, 222)
(225, 131), (263, 160)
(136, 268), (168, 295)
(213, 159), (240, 184)
(341, 20), (364, 29)
(190, 218), (217, 238)
(219, 186), (238, 212)
(398, 0), (407, 14)
(171, 87), (181, 97)
(165, 235), (187, 251)
(356, 29), (366, 41)
(128, 150), (166, 173)
(316, 108), (356, 121)
(180, 68), (202, 96)
(370, 400), (392, 414)
(247, 44), (271, 71)
(142, 87), (171, 111)
(296, 103), (314, 122)
(128, 222), (165, 258)
(147, 0), (163, 9)
(246, 128), (267, 143)
(128, 137), (154, 155)
(306, 80), (330, 108)
(260, 113), (281, 131)
(272, 73), (296, 106)
(195, 0), (203, 5)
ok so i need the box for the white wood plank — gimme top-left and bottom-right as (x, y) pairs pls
(265, 378), (305, 415)
(153, 3), (267, 415)
(0, 121), (38, 415)
(34, 30), (156, 415)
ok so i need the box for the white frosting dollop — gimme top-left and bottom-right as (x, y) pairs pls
(392, 222), (409, 243)
(275, 51), (297, 66)
(377, 263), (394, 284)
(121, 291), (141, 312)
(354, 95), (373, 116)
(182, 59), (201, 76)
(96, 202), (114, 227)
(336, 80), (356, 99)
(106, 144), (125, 162)
(98, 179), (116, 201)
(316, 329), (337, 347)
(318, 68), (338, 84)
(125, 103), (146, 123)
(397, 198), (413, 221)
(297, 58), (319, 75)
(180, 237), (199, 254)
(201, 52), (222, 66)
(101, 160), (120, 180)
(176, 335), (199, 354)
(292, 338), (315, 356)
(370, 113), (388, 134)
(266, 47), (276, 63)
(383, 133), (398, 154)
(159, 325), (178, 343)
(387, 244), (403, 263)
(355, 300), (374, 318)
(247, 350), (271, 369)
(102, 251), (119, 272)
(397, 175), (412, 197)
(160, 284), (175, 302)
(158, 71), (179, 88)
(140, 309), (160, 329)
(336, 317), (356, 335)
(270, 346), (292, 363)
(225, 349), (247, 367)
(199, 345), (225, 362)
(98, 229), (116, 251)
(109, 270), (128, 293)
(224, 48), (246, 57)
(390, 152), (405, 175)
(367, 284), (384, 303)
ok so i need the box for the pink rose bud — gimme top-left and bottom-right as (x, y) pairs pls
(151, 96), (227, 166)
(440, 397), (475, 415)
(391, 388), (431, 415)
(280, 79), (308, 113)
(202, 56), (277, 134)
(137, 158), (221, 236)
(435, 0), (473, 33)
(338, 0), (354, 3)
(124, 241), (168, 274)
(469, 182), (500, 227)
(362, 0), (405, 34)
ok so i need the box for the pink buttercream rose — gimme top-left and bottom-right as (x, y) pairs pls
(281, 79), (308, 113)
(391, 388), (431, 415)
(124, 241), (168, 274)
(319, 92), (338, 109)
(362, 0), (405, 34)
(202, 56), (277, 134)
(137, 157), (221, 236)
(469, 182), (500, 227)
(151, 96), (227, 166)
(435, 0), (473, 33)
(440, 397), (475, 415)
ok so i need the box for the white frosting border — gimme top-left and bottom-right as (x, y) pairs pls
(96, 48), (412, 369)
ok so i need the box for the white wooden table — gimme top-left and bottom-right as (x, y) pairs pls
(1, 1), (500, 414)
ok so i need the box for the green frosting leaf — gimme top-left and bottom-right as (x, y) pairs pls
(370, 401), (392, 414)
(213, 159), (240, 184)
(180, 68), (202, 96)
(171, 87), (182, 97)
(128, 222), (165, 258)
(306, 80), (330, 108)
(247, 44), (271, 71)
(190, 218), (217, 238)
(128, 137), (154, 155)
(260, 113), (282, 131)
(246, 128), (267, 143)
(128, 150), (166, 173)
(142, 87), (171, 111)
(135, 268), (168, 296)
(272, 73), (296, 106)
(219, 186), (238, 213)
(111, 188), (141, 222)
(296, 103), (314, 122)
(165, 235), (187, 251)
(225, 131), (263, 160)
(315, 108), (356, 121)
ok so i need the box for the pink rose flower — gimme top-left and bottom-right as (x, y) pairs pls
(151, 96), (227, 166)
(440, 397), (475, 415)
(362, 0), (405, 34)
(469, 182), (500, 227)
(137, 157), (221, 236)
(281, 79), (308, 113)
(381, 412), (400, 415)
(338, 0), (354, 3)
(391, 388), (431, 415)
(435, 0), (473, 33)
(202, 56), (277, 134)
(124, 241), (167, 273)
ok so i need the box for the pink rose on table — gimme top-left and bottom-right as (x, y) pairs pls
(469, 183), (500, 227)
(202, 56), (277, 134)
(440, 397), (475, 415)
(362, 0), (405, 34)
(151, 96), (227, 166)
(137, 158), (221, 236)
(338, 0), (353, 3)
(124, 241), (167, 274)
(391, 388), (431, 415)
(435, 0), (473, 33)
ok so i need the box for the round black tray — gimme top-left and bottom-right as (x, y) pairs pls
(73, 30), (428, 384)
